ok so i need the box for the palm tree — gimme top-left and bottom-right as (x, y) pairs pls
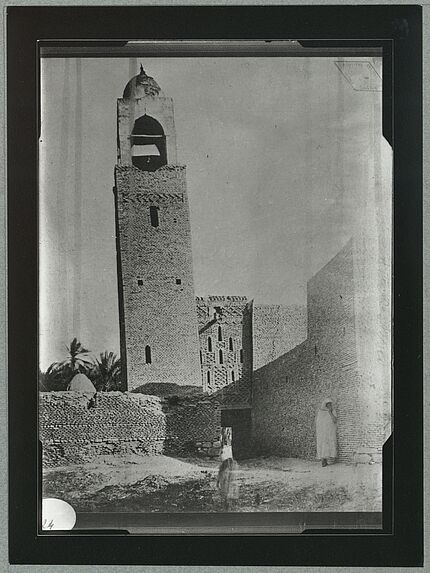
(56, 338), (94, 374)
(40, 362), (68, 391)
(93, 351), (122, 392)
(41, 338), (95, 390)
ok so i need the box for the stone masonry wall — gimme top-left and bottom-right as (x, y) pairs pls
(252, 240), (381, 463)
(40, 391), (221, 466)
(115, 164), (202, 390)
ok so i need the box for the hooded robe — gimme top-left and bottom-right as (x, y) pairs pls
(316, 398), (337, 459)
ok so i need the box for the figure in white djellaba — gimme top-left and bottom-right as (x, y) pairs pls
(316, 398), (338, 467)
(217, 427), (239, 510)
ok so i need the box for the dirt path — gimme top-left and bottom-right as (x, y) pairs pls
(43, 454), (381, 513)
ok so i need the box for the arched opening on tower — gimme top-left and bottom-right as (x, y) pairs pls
(131, 114), (167, 172)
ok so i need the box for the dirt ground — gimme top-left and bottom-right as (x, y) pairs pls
(43, 454), (382, 513)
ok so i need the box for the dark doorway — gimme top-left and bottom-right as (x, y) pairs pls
(221, 408), (252, 460)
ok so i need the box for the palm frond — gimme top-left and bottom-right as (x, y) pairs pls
(93, 350), (122, 391)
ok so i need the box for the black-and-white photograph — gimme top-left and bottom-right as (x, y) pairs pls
(39, 47), (392, 526)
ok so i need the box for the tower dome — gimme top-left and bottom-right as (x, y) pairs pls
(123, 65), (161, 99)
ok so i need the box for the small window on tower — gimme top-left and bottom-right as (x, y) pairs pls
(208, 337), (212, 352)
(218, 326), (223, 341)
(150, 206), (159, 228)
(240, 349), (243, 363)
(207, 371), (211, 385)
(229, 337), (234, 351)
(231, 370), (235, 382)
(219, 350), (224, 364)
(137, 279), (143, 286)
(176, 278), (181, 285)
(145, 345), (152, 364)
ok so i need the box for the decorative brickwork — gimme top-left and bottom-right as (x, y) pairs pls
(40, 391), (222, 466)
(197, 296), (252, 407)
(252, 240), (389, 463)
(40, 392), (166, 466)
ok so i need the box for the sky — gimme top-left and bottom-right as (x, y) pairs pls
(39, 56), (389, 369)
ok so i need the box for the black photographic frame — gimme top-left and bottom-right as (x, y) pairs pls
(7, 5), (422, 566)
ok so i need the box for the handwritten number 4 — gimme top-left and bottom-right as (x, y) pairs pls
(43, 518), (54, 530)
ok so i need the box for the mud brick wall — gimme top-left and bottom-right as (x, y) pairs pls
(197, 296), (252, 407)
(115, 164), (202, 390)
(252, 241), (381, 462)
(252, 304), (307, 370)
(164, 395), (222, 457)
(40, 392), (166, 466)
(40, 391), (222, 466)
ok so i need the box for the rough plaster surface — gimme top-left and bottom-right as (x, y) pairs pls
(252, 304), (307, 370)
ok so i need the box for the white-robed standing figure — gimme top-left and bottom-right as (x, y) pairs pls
(316, 398), (337, 467)
(217, 427), (239, 510)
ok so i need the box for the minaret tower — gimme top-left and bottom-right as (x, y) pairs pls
(114, 65), (202, 391)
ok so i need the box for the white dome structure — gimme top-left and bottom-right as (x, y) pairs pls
(68, 373), (96, 393)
